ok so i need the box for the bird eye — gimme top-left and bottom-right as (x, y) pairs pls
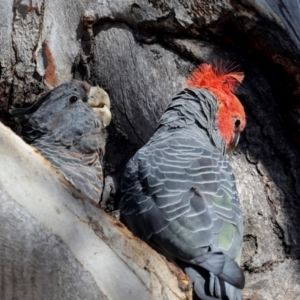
(235, 119), (241, 128)
(70, 96), (78, 103)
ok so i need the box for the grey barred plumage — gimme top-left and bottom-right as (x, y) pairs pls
(11, 80), (111, 203)
(121, 88), (244, 300)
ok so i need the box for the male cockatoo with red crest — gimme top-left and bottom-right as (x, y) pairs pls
(120, 62), (246, 299)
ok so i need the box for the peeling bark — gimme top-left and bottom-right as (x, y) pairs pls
(1, 1), (300, 299)
(0, 123), (191, 300)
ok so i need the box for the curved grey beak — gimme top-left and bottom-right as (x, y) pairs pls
(226, 132), (240, 153)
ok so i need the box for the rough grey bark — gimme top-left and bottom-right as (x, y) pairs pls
(1, 1), (300, 299)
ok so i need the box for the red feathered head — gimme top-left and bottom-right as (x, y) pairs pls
(187, 61), (246, 148)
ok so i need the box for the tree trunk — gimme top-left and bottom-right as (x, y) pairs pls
(1, 1), (300, 299)
(0, 122), (191, 299)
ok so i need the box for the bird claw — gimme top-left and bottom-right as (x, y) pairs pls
(101, 174), (117, 213)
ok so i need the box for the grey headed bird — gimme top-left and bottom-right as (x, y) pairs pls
(11, 80), (111, 203)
